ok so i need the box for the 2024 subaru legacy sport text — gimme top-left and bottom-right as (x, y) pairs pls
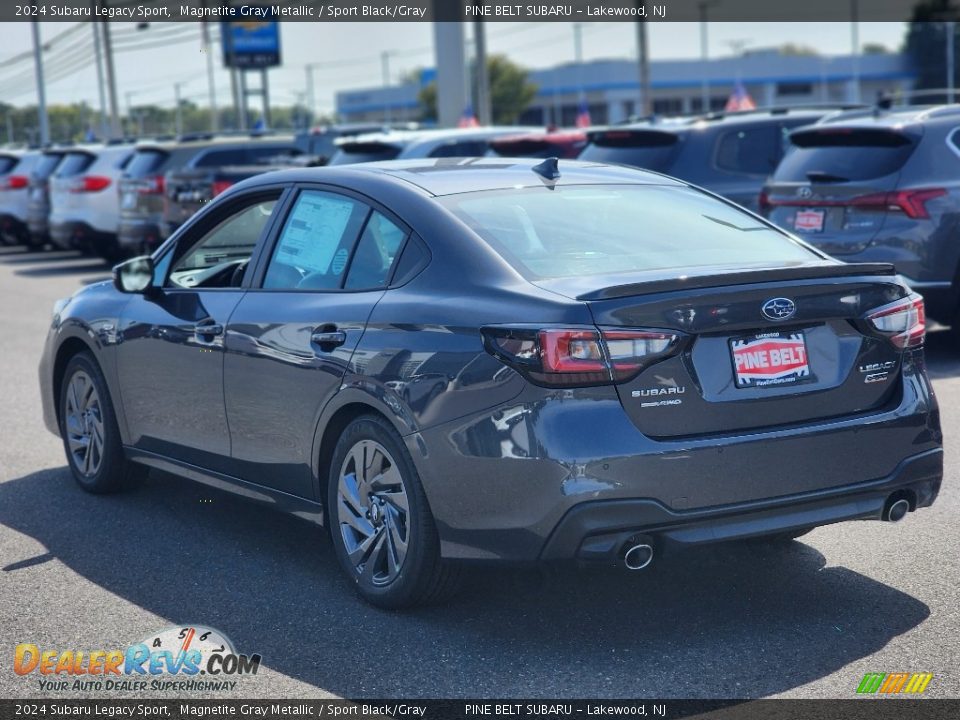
(39, 158), (943, 608)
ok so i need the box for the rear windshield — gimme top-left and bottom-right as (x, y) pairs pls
(328, 142), (402, 165)
(125, 149), (169, 178)
(579, 130), (679, 172)
(774, 128), (917, 183)
(33, 153), (64, 179)
(55, 152), (96, 177)
(0, 156), (17, 174)
(441, 185), (815, 280)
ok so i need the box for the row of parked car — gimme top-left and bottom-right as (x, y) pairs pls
(3, 100), (960, 327)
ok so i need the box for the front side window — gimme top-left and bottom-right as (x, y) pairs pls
(263, 190), (369, 290)
(167, 198), (277, 289)
(441, 185), (816, 280)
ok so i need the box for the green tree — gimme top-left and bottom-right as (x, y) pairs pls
(778, 43), (820, 56)
(418, 54), (537, 125)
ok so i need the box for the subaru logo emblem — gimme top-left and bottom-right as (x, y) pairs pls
(762, 297), (797, 321)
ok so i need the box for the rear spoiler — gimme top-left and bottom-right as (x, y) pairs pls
(577, 263), (897, 301)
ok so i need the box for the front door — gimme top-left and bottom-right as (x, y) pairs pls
(115, 191), (283, 473)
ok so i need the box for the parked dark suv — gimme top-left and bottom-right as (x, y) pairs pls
(25, 148), (66, 247)
(761, 104), (960, 329)
(580, 107), (857, 211)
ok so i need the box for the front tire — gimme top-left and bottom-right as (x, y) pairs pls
(327, 415), (461, 608)
(59, 352), (143, 493)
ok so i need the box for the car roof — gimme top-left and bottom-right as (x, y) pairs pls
(602, 107), (836, 137)
(239, 157), (686, 197)
(814, 104), (960, 130)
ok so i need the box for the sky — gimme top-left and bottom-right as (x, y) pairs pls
(0, 22), (907, 116)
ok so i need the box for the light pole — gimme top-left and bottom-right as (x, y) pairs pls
(474, 21), (491, 125)
(636, 21), (651, 117)
(850, 0), (860, 103)
(947, 21), (956, 103)
(174, 82), (187, 136)
(381, 50), (396, 124)
(30, 21), (49, 146)
(698, 1), (719, 113)
(201, 19), (218, 131)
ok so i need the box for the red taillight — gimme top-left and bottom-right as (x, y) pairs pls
(136, 175), (165, 195)
(765, 187), (945, 220)
(70, 175), (112, 193)
(1, 174), (29, 190)
(758, 189), (771, 213)
(850, 188), (946, 219)
(211, 180), (233, 197)
(866, 294), (925, 349)
(483, 326), (684, 387)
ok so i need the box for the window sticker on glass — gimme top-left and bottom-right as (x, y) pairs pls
(274, 194), (356, 274)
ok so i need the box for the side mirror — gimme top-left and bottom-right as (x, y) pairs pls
(113, 256), (156, 294)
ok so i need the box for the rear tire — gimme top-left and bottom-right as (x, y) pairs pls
(327, 414), (461, 609)
(59, 352), (144, 493)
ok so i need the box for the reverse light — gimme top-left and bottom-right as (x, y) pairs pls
(136, 175), (165, 195)
(483, 326), (684, 387)
(866, 294), (925, 349)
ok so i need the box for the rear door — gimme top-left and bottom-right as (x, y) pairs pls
(224, 188), (409, 498)
(763, 126), (921, 256)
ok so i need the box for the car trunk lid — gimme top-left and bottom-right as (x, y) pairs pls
(540, 263), (908, 439)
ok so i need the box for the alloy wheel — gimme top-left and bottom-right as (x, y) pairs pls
(64, 370), (105, 478)
(336, 439), (410, 586)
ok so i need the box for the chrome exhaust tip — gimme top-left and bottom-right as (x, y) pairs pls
(623, 543), (654, 571)
(883, 498), (910, 523)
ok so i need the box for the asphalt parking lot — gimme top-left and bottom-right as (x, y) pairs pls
(0, 243), (957, 700)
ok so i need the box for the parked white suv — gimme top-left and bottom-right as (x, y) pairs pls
(48, 144), (134, 260)
(0, 150), (37, 245)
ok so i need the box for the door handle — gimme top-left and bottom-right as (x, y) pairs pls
(311, 329), (346, 349)
(194, 323), (223, 337)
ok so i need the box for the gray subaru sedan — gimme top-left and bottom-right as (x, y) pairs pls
(38, 158), (943, 608)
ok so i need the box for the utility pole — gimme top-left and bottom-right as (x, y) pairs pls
(850, 0), (860, 103)
(174, 82), (185, 136)
(635, 21), (651, 117)
(201, 18), (218, 132)
(698, 1), (718, 113)
(474, 21), (491, 125)
(305, 65), (315, 125)
(99, 6), (122, 138)
(948, 21), (956, 103)
(381, 51), (392, 124)
(90, 20), (108, 139)
(31, 21), (49, 146)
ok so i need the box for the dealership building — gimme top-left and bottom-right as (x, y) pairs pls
(334, 49), (915, 125)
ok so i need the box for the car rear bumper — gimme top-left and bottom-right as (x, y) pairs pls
(541, 447), (942, 563)
(117, 219), (163, 253)
(411, 352), (941, 562)
(50, 221), (117, 254)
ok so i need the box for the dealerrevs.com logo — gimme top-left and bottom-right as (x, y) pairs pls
(14, 625), (261, 693)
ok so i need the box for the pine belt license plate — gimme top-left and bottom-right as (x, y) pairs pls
(730, 331), (813, 388)
(794, 209), (825, 233)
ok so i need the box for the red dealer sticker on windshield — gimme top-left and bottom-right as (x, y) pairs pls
(730, 332), (813, 388)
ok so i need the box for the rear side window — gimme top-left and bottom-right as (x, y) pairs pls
(579, 130), (679, 172)
(54, 152), (95, 177)
(344, 212), (406, 290)
(0, 156), (17, 174)
(195, 145), (300, 167)
(329, 143), (402, 165)
(441, 185), (815, 280)
(714, 126), (780, 174)
(775, 128), (918, 182)
(263, 190), (369, 290)
(125, 149), (169, 177)
(33, 153), (64, 179)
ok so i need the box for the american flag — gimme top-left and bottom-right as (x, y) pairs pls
(457, 104), (480, 128)
(725, 82), (757, 112)
(575, 98), (592, 128)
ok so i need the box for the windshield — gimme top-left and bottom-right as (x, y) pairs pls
(441, 185), (817, 280)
